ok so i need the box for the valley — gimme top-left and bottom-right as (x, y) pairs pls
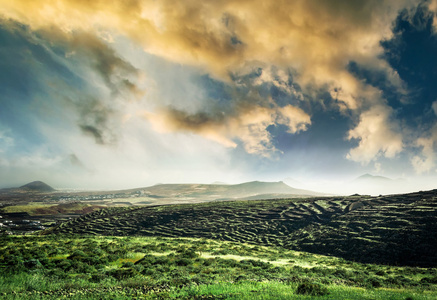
(1, 182), (437, 299)
(46, 190), (437, 267)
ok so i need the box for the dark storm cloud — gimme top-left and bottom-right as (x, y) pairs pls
(45, 30), (143, 145)
(66, 31), (141, 97)
(79, 125), (105, 145)
(76, 97), (116, 145)
(0, 19), (140, 150)
(69, 154), (86, 169)
(15, 24), (142, 145)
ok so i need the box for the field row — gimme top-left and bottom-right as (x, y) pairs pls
(48, 191), (437, 266)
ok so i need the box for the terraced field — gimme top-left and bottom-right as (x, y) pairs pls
(46, 190), (437, 267)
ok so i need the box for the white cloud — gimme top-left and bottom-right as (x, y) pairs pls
(411, 126), (437, 174)
(0, 129), (14, 153)
(432, 100), (437, 115)
(347, 105), (403, 164)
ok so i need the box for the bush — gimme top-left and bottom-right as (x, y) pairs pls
(107, 267), (138, 280)
(365, 277), (382, 288)
(295, 282), (329, 296)
(177, 249), (198, 259)
(90, 273), (108, 283)
(175, 258), (191, 266)
(421, 276), (437, 284)
(23, 259), (43, 270)
(67, 250), (87, 261)
(375, 270), (385, 276)
(122, 262), (135, 268)
(46, 268), (68, 279)
(3, 255), (25, 273)
(71, 261), (96, 273)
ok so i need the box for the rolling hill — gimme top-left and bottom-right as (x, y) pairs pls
(140, 181), (325, 202)
(19, 181), (55, 192)
(46, 189), (437, 267)
(0, 180), (325, 210)
(0, 181), (55, 196)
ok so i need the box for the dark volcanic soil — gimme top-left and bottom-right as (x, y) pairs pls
(46, 190), (437, 267)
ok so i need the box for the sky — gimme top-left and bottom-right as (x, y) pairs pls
(2, 0), (437, 194)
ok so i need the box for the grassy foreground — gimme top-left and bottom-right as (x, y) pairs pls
(1, 235), (436, 299)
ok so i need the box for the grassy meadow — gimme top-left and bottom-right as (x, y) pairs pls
(1, 235), (436, 299)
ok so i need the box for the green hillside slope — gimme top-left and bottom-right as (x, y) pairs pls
(46, 190), (437, 267)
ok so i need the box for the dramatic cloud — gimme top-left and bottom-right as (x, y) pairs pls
(411, 136), (436, 174)
(0, 2), (413, 123)
(347, 104), (403, 164)
(144, 104), (310, 157)
(411, 103), (437, 174)
(46, 30), (143, 145)
(0, 2), (413, 79)
(3, 0), (437, 191)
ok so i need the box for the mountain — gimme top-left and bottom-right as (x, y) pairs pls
(211, 181), (228, 185)
(282, 177), (304, 188)
(226, 181), (323, 197)
(140, 181), (325, 202)
(0, 180), (324, 209)
(19, 181), (55, 192)
(348, 174), (407, 195)
(353, 173), (393, 183)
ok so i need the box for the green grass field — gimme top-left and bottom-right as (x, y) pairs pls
(1, 235), (436, 299)
(2, 202), (105, 215)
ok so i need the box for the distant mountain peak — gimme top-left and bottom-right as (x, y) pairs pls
(355, 174), (392, 181)
(20, 181), (55, 192)
(359, 173), (373, 179)
(212, 181), (228, 185)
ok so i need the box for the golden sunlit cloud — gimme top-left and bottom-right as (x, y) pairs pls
(143, 104), (311, 157)
(347, 105), (403, 164)
(0, 0), (421, 163)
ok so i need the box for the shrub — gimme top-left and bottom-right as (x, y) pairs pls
(177, 249), (198, 259)
(107, 267), (138, 280)
(67, 250), (87, 261)
(90, 273), (108, 283)
(122, 262), (135, 268)
(46, 268), (68, 279)
(421, 276), (437, 284)
(72, 261), (96, 273)
(175, 258), (191, 266)
(203, 258), (214, 266)
(142, 268), (157, 276)
(375, 270), (385, 276)
(365, 277), (382, 288)
(3, 255), (25, 273)
(55, 259), (72, 271)
(295, 282), (329, 296)
(23, 259), (43, 270)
